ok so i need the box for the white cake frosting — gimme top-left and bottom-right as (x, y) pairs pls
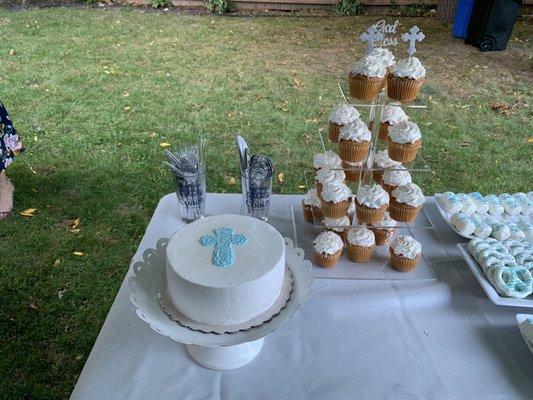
(165, 214), (285, 326)
(313, 150), (342, 170)
(392, 183), (425, 207)
(391, 235), (422, 259)
(323, 216), (351, 232)
(373, 150), (402, 169)
(314, 231), (344, 255)
(339, 119), (372, 142)
(329, 104), (360, 125)
(302, 188), (321, 207)
(390, 57), (426, 79)
(387, 120), (422, 144)
(351, 55), (387, 78)
(381, 104), (409, 124)
(356, 184), (389, 209)
(369, 47), (395, 68)
(322, 183), (352, 203)
(347, 227), (375, 247)
(374, 211), (397, 228)
(382, 166), (412, 186)
(316, 168), (346, 186)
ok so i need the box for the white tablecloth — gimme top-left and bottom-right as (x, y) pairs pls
(71, 194), (533, 400)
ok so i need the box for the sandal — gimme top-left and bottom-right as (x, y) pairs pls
(0, 178), (14, 220)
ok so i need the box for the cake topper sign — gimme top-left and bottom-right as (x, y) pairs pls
(360, 20), (400, 53)
(402, 26), (425, 57)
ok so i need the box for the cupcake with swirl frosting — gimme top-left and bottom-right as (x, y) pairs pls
(342, 160), (363, 183)
(372, 150), (402, 182)
(338, 119), (372, 163)
(313, 231), (344, 268)
(387, 57), (426, 102)
(313, 150), (342, 172)
(389, 183), (425, 222)
(387, 120), (422, 163)
(329, 104), (360, 143)
(370, 211), (397, 246)
(315, 168), (346, 198)
(355, 184), (390, 224)
(381, 166), (412, 194)
(323, 215), (351, 242)
(346, 227), (376, 262)
(379, 103), (409, 141)
(320, 183), (353, 219)
(348, 54), (387, 101)
(302, 188), (322, 223)
(389, 235), (422, 272)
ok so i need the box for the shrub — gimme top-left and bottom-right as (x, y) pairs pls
(206, 0), (230, 14)
(151, 0), (171, 8)
(332, 0), (363, 16)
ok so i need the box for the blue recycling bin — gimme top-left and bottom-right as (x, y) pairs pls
(453, 0), (475, 39)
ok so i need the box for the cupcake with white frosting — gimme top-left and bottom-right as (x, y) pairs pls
(338, 119), (372, 163)
(315, 168), (346, 198)
(372, 150), (402, 182)
(348, 54), (387, 101)
(323, 215), (351, 241)
(329, 104), (360, 143)
(386, 120), (422, 163)
(313, 231), (344, 268)
(369, 47), (395, 69)
(389, 183), (425, 222)
(389, 235), (422, 272)
(381, 166), (412, 194)
(387, 57), (426, 102)
(313, 150), (342, 172)
(346, 227), (376, 262)
(342, 160), (363, 183)
(355, 184), (390, 224)
(369, 211), (397, 245)
(320, 182), (353, 219)
(302, 188), (322, 223)
(379, 104), (409, 141)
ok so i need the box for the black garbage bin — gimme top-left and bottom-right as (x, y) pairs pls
(465, 0), (523, 52)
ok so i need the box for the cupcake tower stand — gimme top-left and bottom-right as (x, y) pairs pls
(294, 26), (442, 281)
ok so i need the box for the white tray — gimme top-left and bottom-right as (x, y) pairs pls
(516, 314), (533, 354)
(457, 243), (533, 308)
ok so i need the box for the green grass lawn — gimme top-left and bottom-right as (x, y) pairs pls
(0, 7), (531, 398)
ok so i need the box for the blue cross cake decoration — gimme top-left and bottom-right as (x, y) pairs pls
(200, 227), (248, 267)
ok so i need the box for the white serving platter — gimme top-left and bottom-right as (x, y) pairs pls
(457, 243), (533, 308)
(516, 314), (533, 354)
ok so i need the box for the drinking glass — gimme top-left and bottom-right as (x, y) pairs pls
(241, 170), (273, 221)
(174, 170), (207, 222)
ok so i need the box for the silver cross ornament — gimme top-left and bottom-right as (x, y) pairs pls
(402, 26), (425, 57)
(360, 26), (384, 55)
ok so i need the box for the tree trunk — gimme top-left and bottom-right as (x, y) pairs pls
(437, 0), (458, 22)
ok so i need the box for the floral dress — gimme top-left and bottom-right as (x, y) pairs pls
(0, 101), (24, 172)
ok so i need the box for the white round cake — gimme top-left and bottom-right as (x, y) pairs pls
(165, 214), (285, 326)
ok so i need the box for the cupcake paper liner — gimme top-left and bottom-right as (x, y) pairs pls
(380, 180), (397, 195)
(387, 139), (422, 163)
(339, 139), (371, 163)
(315, 182), (323, 199)
(370, 228), (395, 246)
(346, 243), (375, 262)
(389, 197), (422, 222)
(302, 202), (314, 223)
(321, 199), (351, 219)
(387, 75), (425, 103)
(312, 205), (323, 220)
(379, 121), (390, 141)
(348, 73), (384, 101)
(373, 168), (384, 183)
(329, 122), (342, 143)
(313, 248), (343, 268)
(355, 202), (388, 224)
(342, 161), (362, 183)
(389, 249), (420, 272)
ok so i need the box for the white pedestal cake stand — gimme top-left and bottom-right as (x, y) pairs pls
(128, 237), (313, 370)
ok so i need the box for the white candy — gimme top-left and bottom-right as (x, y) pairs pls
(507, 223), (525, 241)
(517, 220), (533, 243)
(469, 192), (489, 214)
(513, 193), (532, 216)
(485, 195), (504, 215)
(438, 192), (462, 214)
(499, 194), (522, 216)
(489, 223), (510, 241)
(450, 212), (475, 235)
(457, 193), (477, 215)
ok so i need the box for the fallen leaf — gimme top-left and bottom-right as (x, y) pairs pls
(53, 259), (61, 268)
(29, 303), (38, 310)
(160, 142), (171, 148)
(69, 228), (80, 234)
(73, 251), (84, 256)
(149, 132), (157, 138)
(58, 288), (67, 299)
(9, 49), (16, 56)
(20, 208), (37, 217)
(121, 92), (130, 98)
(229, 177), (236, 185)
(70, 218), (80, 229)
(277, 173), (284, 183)
(528, 138), (533, 143)
(75, 354), (84, 360)
(298, 185), (306, 189)
(123, 106), (131, 112)
(460, 142), (471, 146)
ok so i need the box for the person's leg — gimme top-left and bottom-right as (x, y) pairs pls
(0, 170), (14, 219)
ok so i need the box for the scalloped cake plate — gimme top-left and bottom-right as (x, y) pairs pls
(516, 314), (533, 354)
(457, 243), (533, 308)
(128, 237), (313, 348)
